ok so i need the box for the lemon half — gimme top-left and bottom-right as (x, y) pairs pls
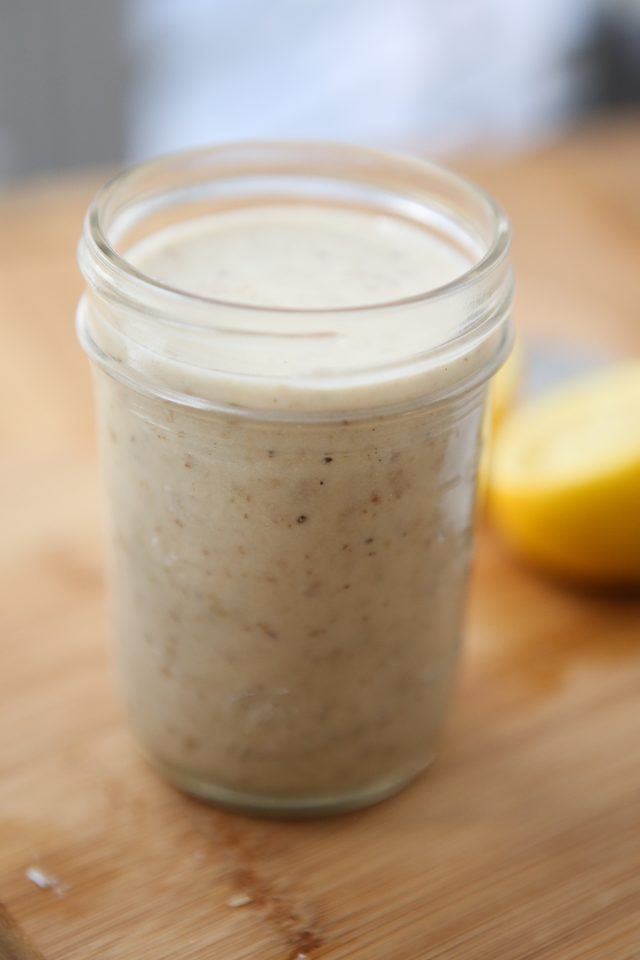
(489, 362), (640, 584)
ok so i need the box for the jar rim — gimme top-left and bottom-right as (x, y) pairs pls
(81, 139), (511, 318)
(78, 141), (513, 419)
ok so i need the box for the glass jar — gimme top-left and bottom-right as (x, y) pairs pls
(77, 142), (513, 816)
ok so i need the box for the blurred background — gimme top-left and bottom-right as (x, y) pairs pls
(1, 0), (639, 183)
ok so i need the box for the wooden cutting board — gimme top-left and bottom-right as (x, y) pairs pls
(1, 120), (639, 960)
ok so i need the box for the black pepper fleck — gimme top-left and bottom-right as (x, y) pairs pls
(323, 456), (333, 463)
(297, 515), (308, 524)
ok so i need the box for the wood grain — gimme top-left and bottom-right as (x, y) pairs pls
(0, 902), (46, 960)
(1, 117), (639, 960)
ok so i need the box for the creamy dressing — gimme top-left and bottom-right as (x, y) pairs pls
(95, 201), (488, 813)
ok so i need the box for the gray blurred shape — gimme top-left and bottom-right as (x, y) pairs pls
(0, 0), (127, 182)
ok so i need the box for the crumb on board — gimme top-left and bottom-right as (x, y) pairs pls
(26, 866), (69, 897)
(226, 892), (253, 908)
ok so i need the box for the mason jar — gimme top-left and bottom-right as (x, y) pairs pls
(77, 142), (513, 816)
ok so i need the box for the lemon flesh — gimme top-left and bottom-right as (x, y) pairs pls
(489, 362), (640, 584)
